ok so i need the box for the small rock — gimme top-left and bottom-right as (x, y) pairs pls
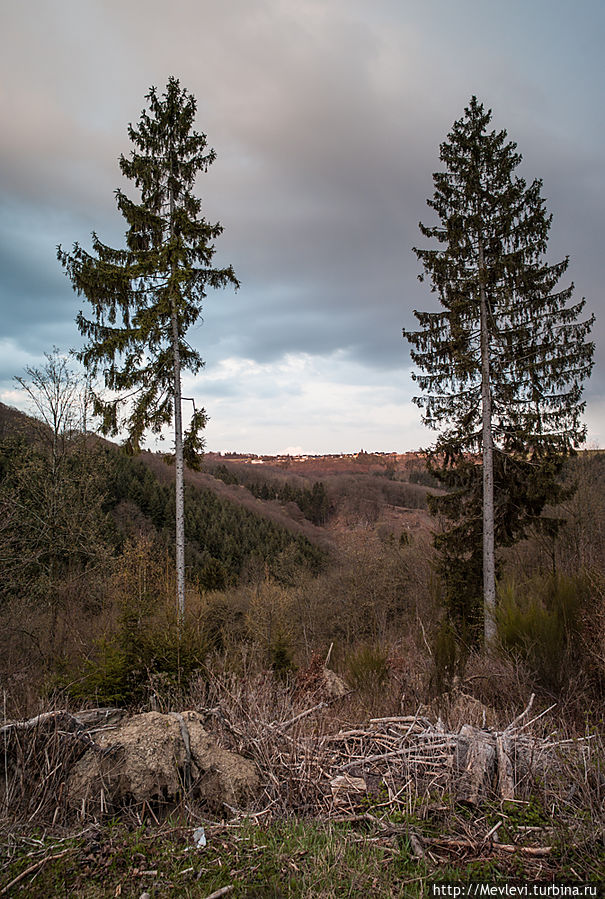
(322, 667), (348, 698)
(193, 826), (207, 848)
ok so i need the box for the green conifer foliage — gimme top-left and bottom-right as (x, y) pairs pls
(403, 97), (594, 641)
(58, 78), (239, 623)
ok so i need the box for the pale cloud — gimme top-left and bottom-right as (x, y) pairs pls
(585, 401), (605, 451)
(0, 388), (25, 407)
(180, 352), (427, 454)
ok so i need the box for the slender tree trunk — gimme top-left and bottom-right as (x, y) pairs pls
(169, 186), (186, 627)
(479, 239), (496, 644)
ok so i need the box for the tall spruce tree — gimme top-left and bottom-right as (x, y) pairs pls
(59, 77), (239, 624)
(403, 97), (594, 643)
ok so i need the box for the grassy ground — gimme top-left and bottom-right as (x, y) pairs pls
(2, 809), (602, 898)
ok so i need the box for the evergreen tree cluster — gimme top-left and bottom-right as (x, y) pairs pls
(109, 454), (326, 587)
(0, 426), (326, 609)
(211, 464), (331, 525)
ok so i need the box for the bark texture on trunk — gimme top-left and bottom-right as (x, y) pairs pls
(479, 240), (496, 644)
(170, 185), (186, 627)
(171, 307), (185, 626)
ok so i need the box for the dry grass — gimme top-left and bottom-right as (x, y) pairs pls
(1, 706), (97, 828)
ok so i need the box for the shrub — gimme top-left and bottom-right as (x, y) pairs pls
(62, 536), (208, 706)
(65, 621), (208, 706)
(201, 592), (249, 652)
(346, 643), (389, 694)
(267, 632), (296, 677)
(497, 574), (588, 692)
(430, 620), (468, 696)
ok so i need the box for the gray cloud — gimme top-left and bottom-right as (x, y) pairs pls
(1, 0), (603, 449)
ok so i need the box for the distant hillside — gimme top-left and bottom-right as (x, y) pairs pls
(140, 451), (335, 551)
(204, 449), (432, 476)
(0, 400), (440, 545)
(107, 452), (327, 587)
(0, 401), (41, 441)
(0, 401), (328, 589)
(202, 452), (439, 541)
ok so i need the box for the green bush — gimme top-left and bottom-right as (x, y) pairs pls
(66, 622), (208, 706)
(346, 643), (389, 694)
(267, 632), (296, 677)
(430, 620), (468, 696)
(202, 592), (249, 652)
(497, 574), (587, 692)
(62, 538), (209, 706)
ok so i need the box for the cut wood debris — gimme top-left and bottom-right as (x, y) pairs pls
(207, 690), (598, 822)
(0, 692), (598, 827)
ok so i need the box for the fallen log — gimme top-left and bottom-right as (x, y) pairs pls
(0, 708), (124, 737)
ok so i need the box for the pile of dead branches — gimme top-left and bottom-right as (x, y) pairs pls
(1, 692), (601, 832)
(1, 708), (124, 826)
(206, 690), (601, 823)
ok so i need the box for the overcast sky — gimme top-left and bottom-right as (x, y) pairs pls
(1, 0), (603, 454)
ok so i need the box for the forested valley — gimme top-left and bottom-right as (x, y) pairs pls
(2, 395), (604, 715)
(2, 393), (605, 889)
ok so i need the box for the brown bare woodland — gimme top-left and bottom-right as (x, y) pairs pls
(1, 406), (604, 887)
